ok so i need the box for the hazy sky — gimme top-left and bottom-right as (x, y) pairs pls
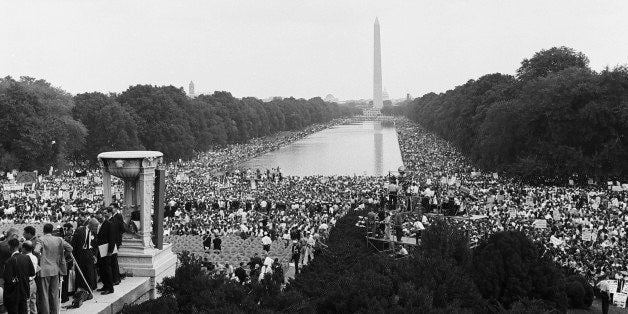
(2, 0), (627, 101)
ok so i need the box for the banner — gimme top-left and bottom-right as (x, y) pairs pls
(15, 171), (37, 184)
(533, 219), (547, 229)
(2, 183), (24, 191)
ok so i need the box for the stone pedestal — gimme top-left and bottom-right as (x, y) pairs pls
(117, 242), (177, 298)
(97, 151), (177, 298)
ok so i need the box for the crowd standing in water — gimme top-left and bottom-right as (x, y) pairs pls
(0, 116), (626, 305)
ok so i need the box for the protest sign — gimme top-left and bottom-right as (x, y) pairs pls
(581, 229), (592, 241)
(614, 292), (627, 308)
(2, 183), (24, 191)
(492, 172), (498, 179)
(533, 219), (547, 229)
(590, 230), (598, 242)
(608, 280), (618, 294)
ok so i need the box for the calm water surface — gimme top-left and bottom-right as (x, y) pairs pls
(242, 121), (403, 176)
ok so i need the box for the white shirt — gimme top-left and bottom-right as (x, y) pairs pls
(27, 252), (39, 281)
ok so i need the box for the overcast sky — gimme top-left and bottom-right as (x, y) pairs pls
(2, 0), (627, 101)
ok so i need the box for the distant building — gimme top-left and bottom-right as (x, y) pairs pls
(406, 93), (411, 101)
(363, 107), (381, 117)
(324, 94), (338, 103)
(188, 81), (196, 98)
(383, 88), (389, 101)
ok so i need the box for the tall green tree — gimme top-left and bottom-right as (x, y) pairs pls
(73, 92), (143, 161)
(516, 46), (589, 82)
(0, 76), (86, 171)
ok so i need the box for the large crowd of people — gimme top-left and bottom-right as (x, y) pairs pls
(0, 115), (627, 312)
(0, 117), (381, 311)
(393, 118), (628, 287)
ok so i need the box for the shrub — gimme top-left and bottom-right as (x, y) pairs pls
(565, 275), (593, 308)
(471, 231), (567, 310)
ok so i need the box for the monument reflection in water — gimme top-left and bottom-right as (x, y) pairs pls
(243, 121), (403, 176)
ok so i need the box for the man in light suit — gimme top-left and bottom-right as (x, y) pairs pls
(36, 223), (73, 314)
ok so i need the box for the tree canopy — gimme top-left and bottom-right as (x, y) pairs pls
(402, 47), (628, 183)
(0, 78), (358, 171)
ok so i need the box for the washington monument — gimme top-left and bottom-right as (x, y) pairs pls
(373, 17), (383, 109)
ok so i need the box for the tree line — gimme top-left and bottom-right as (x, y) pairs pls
(0, 77), (359, 171)
(397, 47), (628, 184)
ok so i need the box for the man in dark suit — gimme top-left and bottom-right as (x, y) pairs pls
(110, 204), (125, 286)
(212, 235), (222, 252)
(234, 262), (248, 284)
(0, 229), (20, 276)
(71, 219), (98, 292)
(248, 253), (262, 272)
(96, 208), (116, 294)
(3, 238), (35, 314)
(202, 235), (212, 252)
